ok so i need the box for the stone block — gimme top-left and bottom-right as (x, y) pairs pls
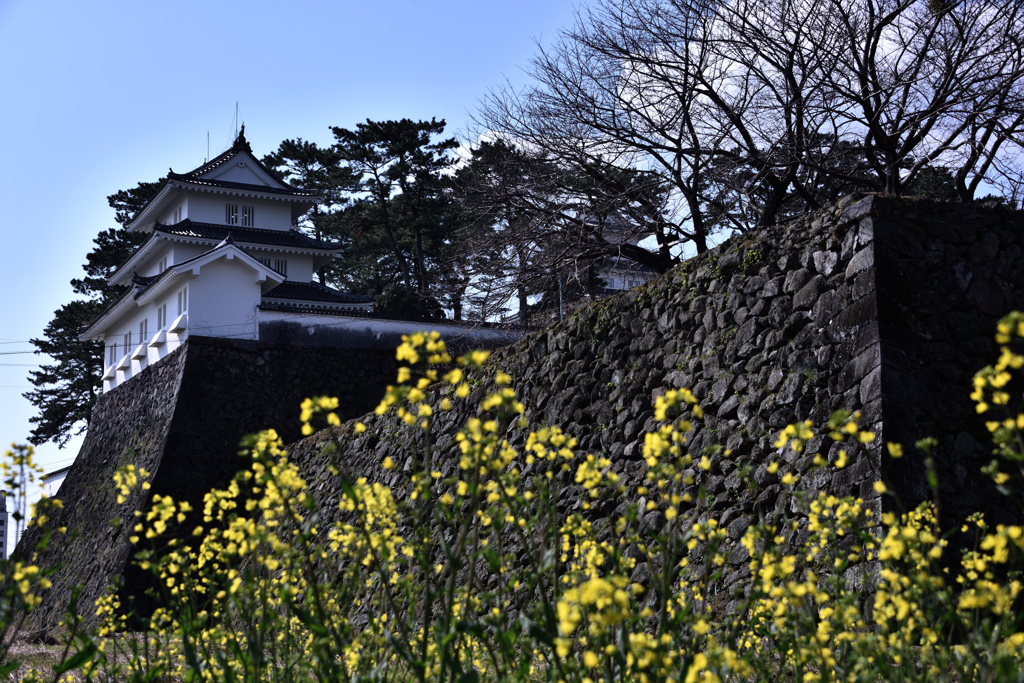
(813, 250), (839, 276)
(760, 276), (785, 298)
(793, 275), (824, 311)
(784, 268), (813, 294)
(839, 195), (876, 225)
(845, 247), (875, 280)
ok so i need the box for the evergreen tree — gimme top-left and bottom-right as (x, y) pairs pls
(264, 120), (464, 317)
(24, 181), (159, 446)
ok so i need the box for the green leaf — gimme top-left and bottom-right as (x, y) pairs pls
(341, 478), (357, 501)
(458, 670), (480, 683)
(53, 642), (98, 675)
(518, 615), (553, 646)
(482, 547), (501, 574)
(289, 603), (329, 637)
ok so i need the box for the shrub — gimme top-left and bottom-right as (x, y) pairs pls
(5, 321), (1024, 681)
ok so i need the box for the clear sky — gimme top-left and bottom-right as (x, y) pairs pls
(0, 0), (580, 531)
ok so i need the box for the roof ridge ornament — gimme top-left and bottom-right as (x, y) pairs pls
(233, 124), (252, 153)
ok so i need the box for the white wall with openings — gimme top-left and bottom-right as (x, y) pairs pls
(184, 194), (292, 230)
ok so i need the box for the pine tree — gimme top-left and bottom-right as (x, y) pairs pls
(24, 181), (159, 446)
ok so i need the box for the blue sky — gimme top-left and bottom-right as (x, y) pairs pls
(0, 0), (580, 516)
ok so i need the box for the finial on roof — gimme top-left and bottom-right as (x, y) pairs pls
(233, 124), (251, 152)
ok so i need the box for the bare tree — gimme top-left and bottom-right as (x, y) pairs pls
(822, 0), (1024, 198)
(471, 0), (1024, 275)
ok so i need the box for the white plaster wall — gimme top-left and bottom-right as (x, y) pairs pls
(100, 281), (191, 391)
(212, 162), (272, 185)
(187, 258), (263, 340)
(243, 251), (314, 282)
(168, 243), (209, 265)
(137, 243), (211, 277)
(158, 194), (187, 225)
(42, 471), (68, 499)
(185, 192), (292, 231)
(141, 244), (174, 277)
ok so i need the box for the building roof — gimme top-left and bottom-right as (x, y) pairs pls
(598, 256), (656, 273)
(127, 129), (319, 230)
(164, 177), (317, 197)
(155, 220), (343, 250)
(42, 465), (73, 481)
(82, 241), (287, 340)
(109, 221), (344, 287)
(262, 281), (374, 306)
(166, 126), (315, 197)
(257, 302), (517, 329)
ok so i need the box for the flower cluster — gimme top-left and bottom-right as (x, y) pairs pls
(10, 314), (1024, 682)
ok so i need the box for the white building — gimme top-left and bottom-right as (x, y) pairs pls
(41, 466), (71, 500)
(591, 216), (656, 294)
(82, 129), (375, 392)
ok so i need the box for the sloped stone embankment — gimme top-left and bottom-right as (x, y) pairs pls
(289, 196), (1024, 602)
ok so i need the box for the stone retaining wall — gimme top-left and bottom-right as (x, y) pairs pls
(288, 196), (1024, 606)
(20, 337), (398, 632)
(24, 196), (1024, 631)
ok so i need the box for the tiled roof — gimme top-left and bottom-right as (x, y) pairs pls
(168, 175), (319, 197)
(167, 129), (314, 196)
(155, 220), (343, 250)
(262, 281), (374, 305)
(127, 131), (319, 229)
(132, 273), (160, 287)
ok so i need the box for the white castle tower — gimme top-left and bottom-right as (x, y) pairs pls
(81, 128), (374, 392)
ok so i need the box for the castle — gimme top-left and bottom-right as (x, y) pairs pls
(24, 194), (1024, 632)
(80, 128), (376, 393)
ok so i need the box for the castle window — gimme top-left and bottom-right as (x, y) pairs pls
(108, 343), (118, 365)
(177, 287), (188, 316)
(157, 304), (167, 330)
(241, 205), (255, 227)
(226, 204), (239, 225)
(274, 259), (288, 277)
(139, 318), (148, 342)
(158, 257), (167, 273)
(123, 331), (132, 351)
(257, 257), (271, 267)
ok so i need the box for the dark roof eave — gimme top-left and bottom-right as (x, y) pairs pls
(167, 176), (320, 199)
(261, 281), (374, 304)
(154, 220), (344, 250)
(172, 140), (305, 192)
(127, 140), (316, 227)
